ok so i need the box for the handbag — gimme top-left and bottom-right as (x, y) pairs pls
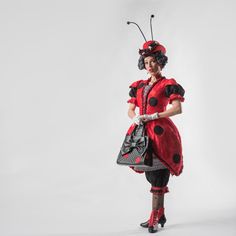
(116, 122), (152, 167)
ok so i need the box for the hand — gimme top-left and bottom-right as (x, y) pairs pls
(140, 112), (159, 122)
(132, 114), (142, 125)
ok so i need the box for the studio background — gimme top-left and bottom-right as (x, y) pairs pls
(0, 0), (236, 235)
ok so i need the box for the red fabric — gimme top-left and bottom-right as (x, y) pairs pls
(129, 80), (143, 88)
(127, 97), (138, 106)
(123, 153), (129, 158)
(142, 40), (166, 54)
(150, 186), (169, 195)
(157, 207), (165, 218)
(148, 209), (159, 227)
(169, 94), (185, 104)
(146, 207), (165, 227)
(126, 76), (185, 176)
(129, 166), (144, 174)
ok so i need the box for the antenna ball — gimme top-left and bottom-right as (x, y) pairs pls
(151, 14), (155, 18)
(127, 21), (130, 24)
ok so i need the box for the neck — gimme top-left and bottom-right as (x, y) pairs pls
(150, 73), (162, 83)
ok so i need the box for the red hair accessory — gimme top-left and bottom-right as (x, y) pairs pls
(127, 14), (166, 56)
(139, 40), (166, 56)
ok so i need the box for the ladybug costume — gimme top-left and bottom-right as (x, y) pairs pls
(127, 73), (185, 176)
(123, 15), (186, 233)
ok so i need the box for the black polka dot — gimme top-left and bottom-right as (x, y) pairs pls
(154, 125), (164, 135)
(149, 97), (158, 106)
(138, 83), (145, 89)
(173, 154), (181, 164)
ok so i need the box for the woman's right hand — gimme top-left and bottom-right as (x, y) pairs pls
(139, 112), (159, 122)
(132, 114), (142, 125)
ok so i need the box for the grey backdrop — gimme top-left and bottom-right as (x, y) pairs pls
(1, 0), (236, 235)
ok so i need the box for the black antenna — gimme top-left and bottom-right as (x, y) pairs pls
(127, 21), (147, 42)
(150, 14), (155, 40)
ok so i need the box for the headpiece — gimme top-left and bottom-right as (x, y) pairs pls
(127, 15), (166, 57)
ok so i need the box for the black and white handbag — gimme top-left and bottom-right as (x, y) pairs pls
(117, 123), (152, 167)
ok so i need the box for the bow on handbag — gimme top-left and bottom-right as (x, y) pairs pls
(121, 135), (146, 155)
(117, 122), (151, 167)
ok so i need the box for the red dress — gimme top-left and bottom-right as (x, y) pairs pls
(127, 76), (185, 176)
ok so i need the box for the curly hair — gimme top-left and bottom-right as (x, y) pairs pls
(138, 51), (168, 70)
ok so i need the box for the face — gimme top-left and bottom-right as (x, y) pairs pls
(144, 56), (161, 76)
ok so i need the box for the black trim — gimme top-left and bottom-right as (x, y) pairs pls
(165, 84), (185, 98)
(129, 87), (137, 97)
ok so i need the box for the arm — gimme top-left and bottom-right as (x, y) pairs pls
(140, 99), (182, 122)
(158, 99), (182, 118)
(127, 103), (137, 119)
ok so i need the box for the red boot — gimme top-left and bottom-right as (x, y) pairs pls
(149, 207), (166, 233)
(140, 186), (168, 229)
(140, 207), (167, 232)
(148, 209), (159, 233)
(157, 207), (167, 228)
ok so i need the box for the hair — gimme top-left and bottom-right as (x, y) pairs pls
(138, 51), (168, 70)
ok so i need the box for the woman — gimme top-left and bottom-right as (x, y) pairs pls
(126, 40), (185, 233)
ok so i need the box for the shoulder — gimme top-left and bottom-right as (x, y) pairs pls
(163, 78), (185, 97)
(163, 77), (179, 86)
(129, 79), (146, 88)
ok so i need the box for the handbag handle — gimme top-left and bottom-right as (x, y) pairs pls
(132, 122), (145, 139)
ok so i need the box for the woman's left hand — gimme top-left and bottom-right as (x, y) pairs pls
(140, 112), (159, 122)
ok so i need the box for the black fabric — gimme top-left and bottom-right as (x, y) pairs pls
(154, 125), (164, 135)
(149, 97), (158, 106)
(145, 169), (170, 187)
(129, 87), (137, 97)
(165, 84), (185, 98)
(137, 83), (145, 89)
(173, 154), (181, 164)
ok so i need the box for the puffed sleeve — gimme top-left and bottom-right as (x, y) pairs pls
(127, 80), (142, 107)
(165, 78), (185, 104)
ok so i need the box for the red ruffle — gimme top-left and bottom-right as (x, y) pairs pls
(129, 80), (143, 88)
(167, 78), (185, 104)
(150, 186), (169, 195)
(127, 97), (138, 106)
(169, 94), (185, 104)
(167, 78), (178, 84)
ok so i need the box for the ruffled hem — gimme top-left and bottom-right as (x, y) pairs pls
(127, 97), (138, 106)
(129, 80), (143, 88)
(169, 94), (185, 104)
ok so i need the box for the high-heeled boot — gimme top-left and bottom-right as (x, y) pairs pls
(140, 207), (166, 229)
(148, 209), (159, 233)
(140, 186), (168, 230)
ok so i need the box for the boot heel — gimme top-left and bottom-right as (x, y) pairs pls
(158, 215), (166, 228)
